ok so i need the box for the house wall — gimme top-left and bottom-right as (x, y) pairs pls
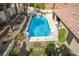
(55, 15), (79, 55)
(60, 20), (79, 55)
(65, 37), (79, 55)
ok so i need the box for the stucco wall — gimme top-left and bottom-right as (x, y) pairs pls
(65, 37), (79, 55)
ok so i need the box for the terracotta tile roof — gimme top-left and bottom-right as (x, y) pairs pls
(54, 3), (79, 9)
(54, 4), (79, 39)
(45, 3), (79, 9)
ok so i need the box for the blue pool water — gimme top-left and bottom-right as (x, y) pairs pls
(28, 15), (51, 37)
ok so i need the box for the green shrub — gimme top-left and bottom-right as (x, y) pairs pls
(0, 20), (6, 28)
(17, 33), (26, 41)
(45, 42), (58, 56)
(9, 47), (19, 56)
(29, 3), (45, 9)
(59, 28), (67, 43)
(45, 42), (73, 56)
(25, 48), (33, 56)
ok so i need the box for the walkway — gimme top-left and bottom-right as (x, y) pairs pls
(19, 41), (26, 56)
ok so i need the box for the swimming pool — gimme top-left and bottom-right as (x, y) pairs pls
(27, 15), (51, 37)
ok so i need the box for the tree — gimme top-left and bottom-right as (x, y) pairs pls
(2, 3), (10, 23)
(29, 3), (34, 7)
(45, 42), (58, 56)
(0, 3), (11, 11)
(45, 42), (74, 56)
(29, 3), (45, 9)
(14, 3), (18, 14)
(3, 4), (8, 18)
(0, 4), (4, 11)
(22, 3), (28, 15)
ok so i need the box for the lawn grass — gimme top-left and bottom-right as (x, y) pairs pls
(59, 28), (67, 43)
(9, 47), (20, 56)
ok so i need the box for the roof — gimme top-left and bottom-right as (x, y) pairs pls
(54, 4), (79, 39)
(54, 3), (79, 9)
(45, 3), (79, 9)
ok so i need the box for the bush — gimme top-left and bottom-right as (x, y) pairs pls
(45, 42), (58, 56)
(0, 3), (11, 11)
(0, 20), (6, 28)
(45, 42), (73, 56)
(59, 28), (67, 43)
(9, 47), (19, 56)
(29, 3), (45, 9)
(25, 48), (33, 56)
(16, 33), (26, 41)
